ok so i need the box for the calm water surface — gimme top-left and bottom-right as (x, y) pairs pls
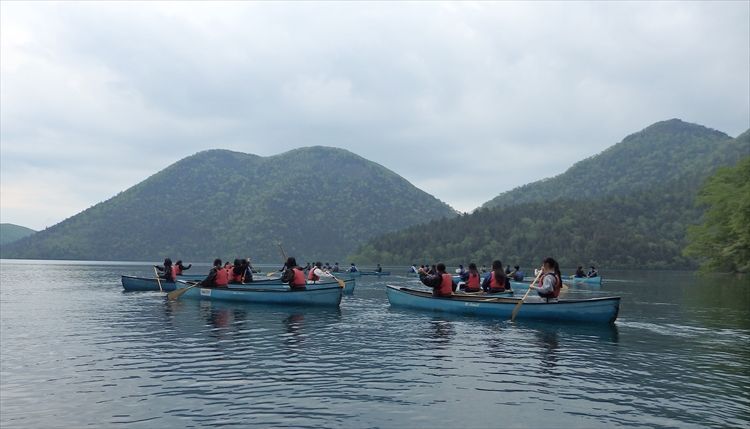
(1, 260), (748, 428)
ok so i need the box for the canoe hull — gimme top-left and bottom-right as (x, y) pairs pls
(386, 285), (619, 324)
(122, 275), (177, 291)
(570, 276), (603, 285)
(177, 283), (343, 307)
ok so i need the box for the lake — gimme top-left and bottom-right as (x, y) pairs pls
(1, 260), (748, 428)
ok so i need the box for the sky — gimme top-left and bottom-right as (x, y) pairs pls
(1, 1), (749, 230)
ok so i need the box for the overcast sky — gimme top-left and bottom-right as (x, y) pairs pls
(2, 1), (748, 230)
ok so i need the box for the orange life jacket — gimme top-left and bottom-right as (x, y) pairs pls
(231, 271), (243, 283)
(291, 268), (306, 287)
(214, 267), (229, 287)
(490, 272), (506, 291)
(437, 273), (453, 296)
(308, 268), (320, 282)
(465, 272), (480, 291)
(174, 265), (183, 276)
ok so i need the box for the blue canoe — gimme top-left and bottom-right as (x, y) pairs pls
(569, 276), (603, 285)
(121, 275), (355, 294)
(386, 285), (620, 324)
(222, 278), (356, 295)
(173, 282), (343, 307)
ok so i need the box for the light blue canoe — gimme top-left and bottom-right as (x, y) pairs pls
(222, 278), (356, 295)
(121, 275), (353, 293)
(386, 285), (620, 324)
(569, 276), (603, 285)
(122, 275), (178, 291)
(174, 282), (343, 307)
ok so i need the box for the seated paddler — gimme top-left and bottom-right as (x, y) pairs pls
(281, 257), (307, 290)
(201, 258), (229, 288)
(419, 263), (455, 297)
(307, 261), (334, 283)
(528, 257), (563, 302)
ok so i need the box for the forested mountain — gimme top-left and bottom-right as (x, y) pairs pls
(0, 224), (36, 246)
(484, 119), (743, 208)
(2, 147), (456, 262)
(350, 123), (749, 270)
(685, 155), (750, 273)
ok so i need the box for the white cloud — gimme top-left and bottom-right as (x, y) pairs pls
(1, 1), (748, 229)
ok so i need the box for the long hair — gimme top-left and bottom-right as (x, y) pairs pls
(492, 260), (506, 283)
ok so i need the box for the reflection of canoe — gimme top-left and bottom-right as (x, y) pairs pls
(386, 285), (620, 324)
(174, 282), (343, 307)
(569, 276), (602, 285)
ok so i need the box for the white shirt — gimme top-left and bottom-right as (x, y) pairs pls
(308, 267), (334, 283)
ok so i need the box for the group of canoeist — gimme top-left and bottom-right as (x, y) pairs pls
(154, 258), (192, 282)
(416, 257), (564, 302)
(574, 265), (599, 278)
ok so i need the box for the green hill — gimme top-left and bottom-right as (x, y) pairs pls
(484, 119), (742, 208)
(2, 147), (456, 262)
(0, 224), (36, 247)
(350, 122), (749, 270)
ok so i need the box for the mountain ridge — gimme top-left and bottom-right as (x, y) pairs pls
(483, 119), (741, 208)
(3, 146), (456, 262)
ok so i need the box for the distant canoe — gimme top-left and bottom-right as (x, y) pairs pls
(386, 285), (620, 324)
(343, 271), (390, 277)
(174, 282), (343, 307)
(569, 276), (603, 285)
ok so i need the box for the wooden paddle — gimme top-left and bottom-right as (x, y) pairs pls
(511, 268), (544, 322)
(153, 266), (163, 292)
(167, 280), (200, 300)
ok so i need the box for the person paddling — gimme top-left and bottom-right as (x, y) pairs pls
(419, 263), (454, 297)
(230, 259), (246, 284)
(574, 266), (585, 278)
(461, 263), (482, 293)
(154, 258), (176, 282)
(281, 257), (307, 290)
(410, 264), (418, 274)
(482, 260), (510, 294)
(201, 258), (229, 288)
(348, 263), (359, 273)
(528, 257), (563, 302)
(587, 266), (599, 278)
(307, 261), (334, 283)
(375, 264), (383, 273)
(174, 260), (192, 276)
(332, 262), (340, 273)
(509, 265), (525, 282)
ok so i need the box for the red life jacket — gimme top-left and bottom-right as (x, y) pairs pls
(465, 272), (480, 291)
(174, 265), (183, 276)
(490, 272), (506, 291)
(308, 268), (320, 282)
(231, 271), (243, 283)
(437, 273), (453, 296)
(291, 268), (306, 287)
(214, 267), (229, 287)
(539, 273), (562, 298)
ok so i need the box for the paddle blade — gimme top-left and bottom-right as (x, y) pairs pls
(336, 278), (345, 288)
(167, 282), (198, 301)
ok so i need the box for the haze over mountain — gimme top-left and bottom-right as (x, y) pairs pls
(0, 223), (36, 247)
(350, 120), (750, 269)
(2, 147), (456, 262)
